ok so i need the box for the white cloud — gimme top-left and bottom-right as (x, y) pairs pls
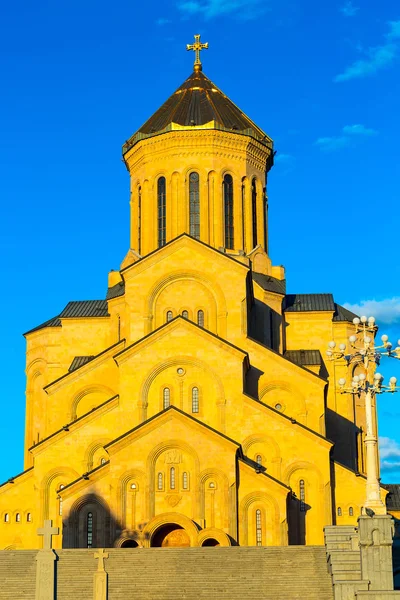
(335, 20), (400, 82)
(156, 17), (172, 25)
(315, 123), (377, 152)
(343, 298), (400, 325)
(340, 1), (359, 17)
(315, 136), (349, 151)
(380, 436), (400, 460)
(177, 0), (268, 19)
(342, 124), (377, 136)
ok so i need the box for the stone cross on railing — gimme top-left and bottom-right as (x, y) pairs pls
(94, 548), (109, 572)
(37, 519), (59, 549)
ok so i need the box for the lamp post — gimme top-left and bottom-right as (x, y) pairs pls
(326, 315), (400, 515)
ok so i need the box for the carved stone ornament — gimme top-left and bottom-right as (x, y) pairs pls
(164, 449), (182, 464)
(166, 494), (182, 507)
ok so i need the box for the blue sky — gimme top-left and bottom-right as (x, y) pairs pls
(0, 0), (399, 484)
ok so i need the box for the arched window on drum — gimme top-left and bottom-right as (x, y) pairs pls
(223, 174), (234, 249)
(189, 172), (200, 239)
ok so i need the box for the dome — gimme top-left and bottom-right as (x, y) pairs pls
(122, 70), (272, 154)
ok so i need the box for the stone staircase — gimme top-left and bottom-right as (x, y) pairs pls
(0, 549), (37, 599)
(0, 546), (334, 599)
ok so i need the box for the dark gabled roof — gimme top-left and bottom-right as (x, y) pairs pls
(68, 356), (95, 372)
(59, 300), (108, 318)
(106, 281), (125, 300)
(284, 349), (322, 367)
(284, 294), (335, 312)
(252, 272), (286, 295)
(122, 70), (272, 153)
(384, 484), (400, 511)
(25, 300), (109, 336)
(23, 316), (62, 336)
(333, 303), (359, 322)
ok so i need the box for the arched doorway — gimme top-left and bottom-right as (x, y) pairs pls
(201, 538), (220, 546)
(152, 524), (191, 547)
(121, 539), (139, 548)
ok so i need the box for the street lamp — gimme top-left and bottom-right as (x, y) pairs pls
(326, 315), (400, 515)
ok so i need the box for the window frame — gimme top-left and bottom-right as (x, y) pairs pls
(157, 176), (167, 248)
(189, 172), (200, 239)
(223, 174), (234, 249)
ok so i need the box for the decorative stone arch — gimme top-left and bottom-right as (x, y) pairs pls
(239, 491), (281, 546)
(199, 467), (230, 529)
(141, 512), (200, 548)
(260, 381), (307, 422)
(40, 466), (80, 522)
(66, 493), (112, 549)
(282, 460), (324, 488)
(83, 438), (112, 471)
(26, 358), (47, 383)
(114, 534), (140, 548)
(197, 527), (232, 547)
(147, 440), (200, 518)
(118, 468), (146, 526)
(4, 545), (16, 550)
(146, 269), (227, 334)
(139, 355), (225, 421)
(70, 384), (116, 420)
(242, 434), (282, 478)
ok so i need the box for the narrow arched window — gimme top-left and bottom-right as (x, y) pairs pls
(252, 178), (257, 247)
(100, 457), (106, 465)
(4, 513), (9, 523)
(223, 174), (234, 249)
(338, 507), (342, 517)
(16, 513), (21, 523)
(299, 479), (305, 512)
(256, 454), (262, 466)
(183, 472), (188, 490)
(59, 484), (65, 516)
(138, 186), (142, 255)
(157, 176), (167, 247)
(189, 172), (200, 239)
(163, 388), (170, 409)
(182, 310), (188, 319)
(170, 467), (176, 490)
(157, 472), (163, 490)
(349, 507), (354, 516)
(197, 309), (204, 328)
(192, 387), (199, 413)
(256, 509), (262, 546)
(166, 310), (173, 323)
(87, 512), (93, 548)
(27, 513), (32, 523)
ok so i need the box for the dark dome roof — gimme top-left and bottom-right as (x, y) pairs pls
(122, 70), (272, 154)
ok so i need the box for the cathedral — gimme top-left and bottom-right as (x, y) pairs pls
(0, 37), (383, 552)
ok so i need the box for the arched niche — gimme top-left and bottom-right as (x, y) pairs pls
(40, 466), (80, 524)
(283, 462), (324, 546)
(239, 491), (280, 546)
(71, 385), (116, 420)
(147, 441), (200, 519)
(118, 469), (145, 530)
(260, 382), (307, 424)
(65, 494), (112, 549)
(146, 270), (226, 335)
(199, 468), (230, 531)
(139, 356), (224, 424)
(242, 434), (281, 478)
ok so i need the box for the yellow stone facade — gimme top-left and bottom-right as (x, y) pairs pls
(0, 63), (377, 551)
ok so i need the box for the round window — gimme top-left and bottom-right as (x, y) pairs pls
(275, 403), (282, 411)
(177, 368), (185, 375)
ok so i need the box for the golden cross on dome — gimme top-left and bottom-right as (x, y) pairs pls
(186, 34), (209, 72)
